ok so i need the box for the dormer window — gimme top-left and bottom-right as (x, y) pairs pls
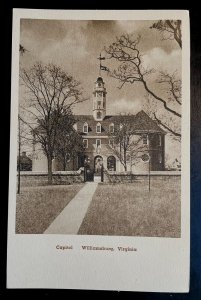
(96, 122), (101, 133)
(83, 122), (88, 133)
(109, 123), (114, 133)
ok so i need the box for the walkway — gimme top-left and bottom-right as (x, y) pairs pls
(44, 182), (98, 234)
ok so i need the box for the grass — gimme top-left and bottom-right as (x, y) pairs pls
(16, 184), (84, 234)
(78, 179), (181, 237)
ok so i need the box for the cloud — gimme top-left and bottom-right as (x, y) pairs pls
(108, 97), (143, 115)
(142, 47), (181, 73)
(117, 20), (153, 34)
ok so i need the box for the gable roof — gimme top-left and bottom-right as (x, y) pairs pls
(75, 110), (165, 136)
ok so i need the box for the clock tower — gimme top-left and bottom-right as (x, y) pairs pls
(93, 76), (107, 121)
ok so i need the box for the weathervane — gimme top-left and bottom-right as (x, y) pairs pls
(97, 53), (110, 76)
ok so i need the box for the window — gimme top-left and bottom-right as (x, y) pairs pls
(83, 122), (88, 133)
(96, 123), (101, 133)
(97, 101), (101, 108)
(73, 123), (77, 131)
(83, 139), (88, 148)
(96, 139), (101, 148)
(159, 135), (162, 146)
(107, 156), (116, 171)
(142, 135), (148, 145)
(97, 111), (102, 119)
(109, 123), (114, 133)
(159, 153), (162, 164)
(109, 139), (114, 148)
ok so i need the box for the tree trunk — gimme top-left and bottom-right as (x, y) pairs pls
(47, 155), (52, 184)
(123, 143), (127, 171)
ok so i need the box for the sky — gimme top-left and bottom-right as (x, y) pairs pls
(19, 19), (181, 160)
(20, 19), (181, 116)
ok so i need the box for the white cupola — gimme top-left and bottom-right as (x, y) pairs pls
(92, 76), (107, 121)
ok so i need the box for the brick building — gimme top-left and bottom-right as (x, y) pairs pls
(32, 76), (165, 175)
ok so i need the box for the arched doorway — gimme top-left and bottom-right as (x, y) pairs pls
(94, 155), (103, 174)
(107, 156), (116, 171)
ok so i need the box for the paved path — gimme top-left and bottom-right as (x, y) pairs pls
(44, 182), (98, 234)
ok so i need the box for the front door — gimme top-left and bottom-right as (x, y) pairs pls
(94, 156), (103, 174)
(85, 165), (94, 182)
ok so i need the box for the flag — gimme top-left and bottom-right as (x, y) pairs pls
(100, 64), (110, 72)
(98, 54), (106, 60)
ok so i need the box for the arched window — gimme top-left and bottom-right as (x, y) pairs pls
(109, 123), (114, 133)
(107, 156), (116, 171)
(97, 111), (102, 119)
(96, 122), (101, 133)
(83, 122), (88, 133)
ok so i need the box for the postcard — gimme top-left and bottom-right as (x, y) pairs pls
(7, 9), (190, 292)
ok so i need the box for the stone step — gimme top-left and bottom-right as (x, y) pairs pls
(94, 175), (101, 183)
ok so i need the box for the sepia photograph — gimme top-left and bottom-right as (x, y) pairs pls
(7, 9), (190, 292)
(16, 18), (182, 237)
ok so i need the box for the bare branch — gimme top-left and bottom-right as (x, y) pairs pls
(154, 113), (181, 137)
(105, 33), (182, 137)
(20, 62), (87, 183)
(150, 20), (182, 48)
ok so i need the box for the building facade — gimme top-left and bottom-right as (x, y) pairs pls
(32, 76), (165, 175)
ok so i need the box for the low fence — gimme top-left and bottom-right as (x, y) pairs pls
(104, 170), (181, 183)
(18, 170), (181, 186)
(18, 170), (84, 186)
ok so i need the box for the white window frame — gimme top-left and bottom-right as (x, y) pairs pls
(109, 123), (114, 133)
(96, 139), (101, 148)
(83, 122), (88, 133)
(96, 122), (101, 133)
(83, 139), (88, 148)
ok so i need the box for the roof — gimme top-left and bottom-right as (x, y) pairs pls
(75, 110), (165, 136)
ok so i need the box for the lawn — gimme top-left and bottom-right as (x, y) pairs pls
(78, 179), (181, 237)
(16, 184), (84, 234)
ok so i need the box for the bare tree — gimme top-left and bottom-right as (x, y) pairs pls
(150, 20), (182, 48)
(105, 34), (181, 138)
(109, 115), (147, 171)
(54, 114), (84, 170)
(20, 62), (87, 184)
